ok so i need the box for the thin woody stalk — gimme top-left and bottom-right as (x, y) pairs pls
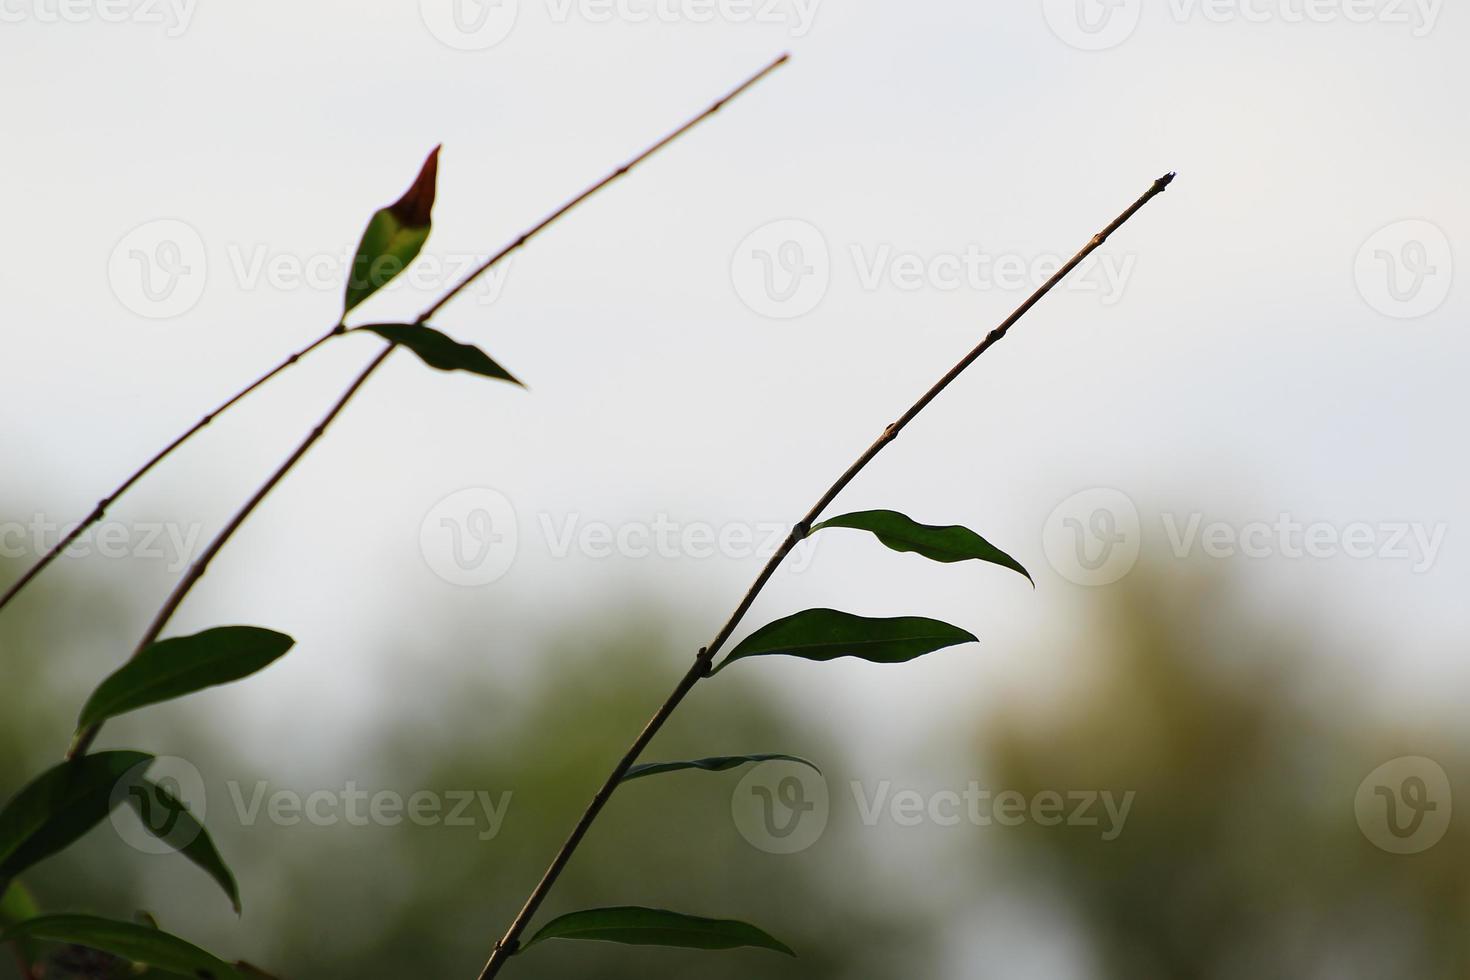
(0, 326), (340, 619)
(474, 171), (1177, 980)
(63, 54), (791, 762)
(3, 55), (790, 624)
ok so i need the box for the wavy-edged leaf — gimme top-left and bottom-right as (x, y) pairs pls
(0, 752), (152, 881)
(525, 906), (794, 956)
(77, 626), (294, 731)
(356, 323), (523, 385)
(812, 509), (1032, 585)
(623, 754), (820, 783)
(1, 880), (42, 969)
(127, 780), (240, 914)
(0, 915), (240, 980)
(715, 608), (976, 673)
(344, 146), (440, 314)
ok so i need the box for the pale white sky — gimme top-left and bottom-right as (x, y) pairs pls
(2, 0), (1467, 765)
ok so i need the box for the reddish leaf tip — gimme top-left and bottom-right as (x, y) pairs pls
(388, 146), (441, 228)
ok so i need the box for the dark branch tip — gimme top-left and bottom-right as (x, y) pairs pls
(1156, 171), (1177, 190)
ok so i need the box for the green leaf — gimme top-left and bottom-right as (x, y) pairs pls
(811, 509), (1032, 585)
(0, 881), (38, 924)
(623, 754), (820, 783)
(127, 780), (240, 914)
(77, 626), (295, 731)
(0, 752), (153, 881)
(525, 906), (794, 956)
(344, 145), (440, 314)
(0, 915), (240, 980)
(356, 323), (523, 385)
(715, 608), (977, 673)
(1, 880), (42, 969)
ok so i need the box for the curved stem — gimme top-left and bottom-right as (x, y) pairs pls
(419, 53), (789, 324)
(0, 326), (341, 619)
(63, 52), (794, 761)
(474, 171), (1177, 979)
(66, 343), (392, 760)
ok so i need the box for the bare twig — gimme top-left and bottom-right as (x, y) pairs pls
(474, 171), (1177, 980)
(63, 53), (793, 761)
(0, 327), (340, 619)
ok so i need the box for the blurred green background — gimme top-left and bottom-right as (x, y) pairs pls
(4, 545), (1466, 979)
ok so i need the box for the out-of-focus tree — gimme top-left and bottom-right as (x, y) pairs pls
(974, 567), (1470, 978)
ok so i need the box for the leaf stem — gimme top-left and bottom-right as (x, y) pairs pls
(473, 171), (1176, 980)
(0, 326), (342, 620)
(63, 53), (794, 761)
(5, 52), (795, 623)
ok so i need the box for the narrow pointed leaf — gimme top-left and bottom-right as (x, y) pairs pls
(77, 626), (294, 731)
(811, 509), (1032, 585)
(525, 906), (794, 956)
(623, 754), (820, 783)
(356, 323), (523, 385)
(0, 915), (240, 980)
(715, 608), (977, 673)
(127, 780), (240, 914)
(0, 752), (153, 881)
(344, 146), (440, 314)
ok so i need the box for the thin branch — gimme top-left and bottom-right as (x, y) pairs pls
(473, 171), (1177, 980)
(63, 53), (793, 761)
(5, 52), (796, 622)
(64, 343), (390, 760)
(419, 53), (790, 323)
(0, 327), (341, 619)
